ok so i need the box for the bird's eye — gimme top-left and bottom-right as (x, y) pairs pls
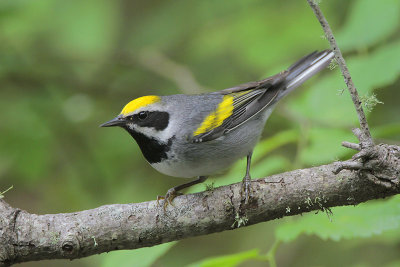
(138, 111), (148, 120)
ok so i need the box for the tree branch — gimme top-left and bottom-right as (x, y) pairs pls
(1, 144), (399, 265)
(307, 0), (373, 146)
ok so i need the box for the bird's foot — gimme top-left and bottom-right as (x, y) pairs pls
(240, 175), (252, 204)
(157, 188), (183, 211)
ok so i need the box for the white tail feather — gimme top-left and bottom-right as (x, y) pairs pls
(286, 50), (334, 91)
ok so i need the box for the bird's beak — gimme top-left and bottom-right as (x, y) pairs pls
(100, 116), (126, 127)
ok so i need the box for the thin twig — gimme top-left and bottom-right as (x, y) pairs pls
(307, 0), (373, 146)
(342, 141), (361, 151)
(333, 161), (365, 174)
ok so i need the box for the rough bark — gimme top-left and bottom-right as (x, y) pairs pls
(1, 143), (399, 265)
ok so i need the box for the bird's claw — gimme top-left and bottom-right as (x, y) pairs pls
(157, 188), (182, 211)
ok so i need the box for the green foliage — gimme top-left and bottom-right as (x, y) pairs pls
(336, 0), (400, 51)
(188, 241), (280, 267)
(276, 196), (400, 242)
(299, 127), (356, 165)
(100, 242), (175, 267)
(373, 123), (400, 139)
(386, 261), (400, 267)
(188, 249), (268, 267)
(350, 40), (400, 94)
(252, 129), (299, 161)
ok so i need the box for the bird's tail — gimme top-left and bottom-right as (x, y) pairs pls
(279, 50), (334, 98)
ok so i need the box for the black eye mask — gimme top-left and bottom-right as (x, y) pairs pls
(128, 111), (170, 131)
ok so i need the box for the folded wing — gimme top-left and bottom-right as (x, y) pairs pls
(192, 50), (334, 143)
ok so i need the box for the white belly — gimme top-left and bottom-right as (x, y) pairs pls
(151, 158), (231, 178)
(150, 113), (270, 178)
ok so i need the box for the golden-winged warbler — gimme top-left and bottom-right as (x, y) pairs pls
(101, 50), (334, 205)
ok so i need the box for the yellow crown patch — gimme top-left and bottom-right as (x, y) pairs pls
(120, 95), (160, 115)
(193, 95), (233, 136)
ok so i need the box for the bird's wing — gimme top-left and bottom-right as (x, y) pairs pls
(191, 72), (288, 143)
(191, 50), (334, 143)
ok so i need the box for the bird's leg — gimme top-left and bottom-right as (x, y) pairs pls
(241, 152), (253, 204)
(157, 176), (208, 210)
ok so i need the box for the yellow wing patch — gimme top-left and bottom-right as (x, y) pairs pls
(194, 95), (234, 136)
(120, 95), (160, 115)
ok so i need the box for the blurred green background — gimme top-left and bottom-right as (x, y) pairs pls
(1, 0), (400, 266)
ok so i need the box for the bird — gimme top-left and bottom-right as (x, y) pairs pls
(101, 50), (334, 206)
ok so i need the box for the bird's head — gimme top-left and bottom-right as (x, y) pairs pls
(100, 95), (172, 143)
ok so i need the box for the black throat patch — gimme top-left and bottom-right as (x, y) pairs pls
(123, 127), (174, 164)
